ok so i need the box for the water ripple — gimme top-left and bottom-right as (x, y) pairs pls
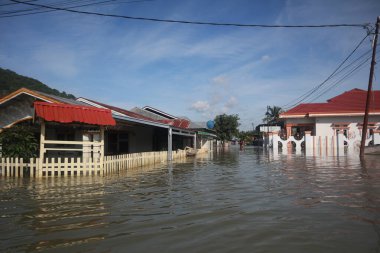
(1, 148), (380, 252)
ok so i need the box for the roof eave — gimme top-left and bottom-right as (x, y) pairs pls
(113, 114), (169, 129)
(0, 88), (61, 105)
(309, 112), (380, 117)
(280, 114), (308, 118)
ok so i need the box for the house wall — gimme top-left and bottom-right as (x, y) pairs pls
(201, 139), (214, 150)
(284, 118), (315, 125)
(128, 125), (154, 153)
(315, 115), (380, 136)
(0, 94), (34, 129)
(45, 125), (83, 159)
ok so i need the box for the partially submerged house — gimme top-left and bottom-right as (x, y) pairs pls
(0, 88), (116, 163)
(76, 98), (197, 154)
(280, 89), (380, 138)
(0, 88), (217, 165)
(131, 106), (217, 150)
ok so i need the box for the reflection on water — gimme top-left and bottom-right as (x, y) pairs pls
(1, 147), (380, 253)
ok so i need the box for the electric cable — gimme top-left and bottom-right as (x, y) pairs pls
(282, 33), (371, 110)
(8, 0), (371, 29)
(0, 0), (149, 16)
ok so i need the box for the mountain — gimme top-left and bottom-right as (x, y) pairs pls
(0, 68), (75, 99)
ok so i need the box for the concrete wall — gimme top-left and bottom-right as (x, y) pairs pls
(284, 118), (315, 125)
(0, 94), (34, 128)
(128, 125), (154, 153)
(285, 115), (380, 137)
(201, 139), (214, 150)
(315, 115), (380, 137)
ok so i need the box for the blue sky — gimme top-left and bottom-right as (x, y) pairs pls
(1, 0), (379, 130)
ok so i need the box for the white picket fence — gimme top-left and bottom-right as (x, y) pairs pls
(0, 149), (188, 177)
(0, 157), (39, 177)
(104, 150), (186, 174)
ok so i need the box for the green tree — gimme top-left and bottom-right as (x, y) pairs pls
(263, 106), (283, 124)
(214, 114), (240, 143)
(0, 67), (75, 99)
(0, 126), (38, 160)
(238, 130), (255, 142)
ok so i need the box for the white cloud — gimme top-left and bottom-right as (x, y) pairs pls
(190, 100), (210, 112)
(225, 96), (238, 109)
(261, 55), (271, 62)
(212, 75), (229, 86)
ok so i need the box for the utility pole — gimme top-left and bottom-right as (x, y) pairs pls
(266, 105), (270, 133)
(360, 16), (380, 157)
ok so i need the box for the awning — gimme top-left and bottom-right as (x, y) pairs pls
(34, 101), (116, 126)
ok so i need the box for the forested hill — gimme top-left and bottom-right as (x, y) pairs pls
(0, 68), (75, 99)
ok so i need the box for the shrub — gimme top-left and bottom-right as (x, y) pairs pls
(0, 125), (38, 160)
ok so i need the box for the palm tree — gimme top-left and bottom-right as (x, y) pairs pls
(264, 106), (283, 124)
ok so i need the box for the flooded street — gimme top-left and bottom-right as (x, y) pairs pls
(1, 147), (380, 253)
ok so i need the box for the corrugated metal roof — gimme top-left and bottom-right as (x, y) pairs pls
(159, 119), (191, 129)
(80, 98), (163, 123)
(34, 101), (116, 126)
(281, 89), (380, 117)
(80, 98), (192, 130)
(130, 107), (168, 120)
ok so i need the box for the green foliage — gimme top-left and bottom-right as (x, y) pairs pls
(0, 126), (38, 160)
(214, 114), (240, 142)
(238, 130), (255, 142)
(0, 67), (75, 99)
(263, 105), (283, 123)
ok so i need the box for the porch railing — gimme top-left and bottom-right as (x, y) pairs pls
(0, 149), (190, 178)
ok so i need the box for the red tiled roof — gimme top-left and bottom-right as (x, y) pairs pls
(281, 89), (380, 117)
(34, 102), (116, 126)
(159, 119), (191, 128)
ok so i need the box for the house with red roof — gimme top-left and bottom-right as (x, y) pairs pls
(0, 88), (200, 164)
(76, 97), (197, 153)
(280, 89), (380, 140)
(130, 106), (217, 150)
(0, 88), (117, 164)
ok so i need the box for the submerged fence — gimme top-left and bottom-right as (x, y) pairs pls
(0, 149), (189, 178)
(267, 130), (380, 155)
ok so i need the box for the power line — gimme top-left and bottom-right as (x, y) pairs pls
(0, 0), (93, 15)
(309, 55), (373, 102)
(0, 0), (35, 7)
(286, 55), (375, 115)
(8, 0), (371, 29)
(283, 48), (374, 109)
(0, 0), (154, 17)
(282, 33), (371, 110)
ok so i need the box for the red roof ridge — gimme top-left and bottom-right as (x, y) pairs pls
(281, 88), (380, 117)
(327, 88), (366, 102)
(35, 101), (110, 111)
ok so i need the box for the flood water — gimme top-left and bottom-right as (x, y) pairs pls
(1, 147), (380, 253)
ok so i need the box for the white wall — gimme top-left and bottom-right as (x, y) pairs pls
(315, 115), (380, 137)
